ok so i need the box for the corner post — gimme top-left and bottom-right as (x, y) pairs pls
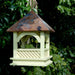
(13, 32), (17, 58)
(46, 32), (50, 56)
(40, 32), (45, 58)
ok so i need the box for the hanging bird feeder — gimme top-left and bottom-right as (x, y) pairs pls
(7, 11), (55, 66)
(7, 0), (55, 66)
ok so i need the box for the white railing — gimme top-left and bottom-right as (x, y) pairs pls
(16, 48), (48, 58)
(17, 49), (40, 58)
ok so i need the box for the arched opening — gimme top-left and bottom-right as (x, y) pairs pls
(16, 32), (41, 58)
(18, 35), (40, 49)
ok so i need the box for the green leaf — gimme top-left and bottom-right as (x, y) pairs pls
(69, 50), (75, 57)
(67, 58), (72, 62)
(20, 9), (23, 17)
(9, 5), (15, 11)
(57, 5), (64, 13)
(4, 17), (9, 23)
(2, 40), (5, 48)
(62, 62), (66, 66)
(62, 72), (66, 75)
(0, 28), (2, 32)
(50, 63), (54, 68)
(46, 66), (50, 71)
(53, 54), (62, 63)
(35, 40), (38, 43)
(67, 0), (71, 6)
(0, 23), (2, 26)
(3, 40), (5, 44)
(21, 67), (27, 74)
(57, 72), (62, 75)
(27, 71), (32, 75)
(12, 15), (16, 20)
(59, 0), (63, 4)
(33, 67), (45, 75)
(25, 6), (31, 11)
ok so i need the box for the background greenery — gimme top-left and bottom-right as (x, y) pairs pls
(0, 0), (75, 75)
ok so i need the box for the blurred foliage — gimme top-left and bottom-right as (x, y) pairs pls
(57, 0), (75, 16)
(0, 0), (31, 48)
(0, 0), (75, 75)
(50, 42), (71, 75)
(25, 44), (35, 48)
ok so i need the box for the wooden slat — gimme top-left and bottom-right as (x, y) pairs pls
(17, 49), (40, 51)
(17, 49), (40, 58)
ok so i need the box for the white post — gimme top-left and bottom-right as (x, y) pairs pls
(46, 32), (50, 56)
(40, 32), (45, 58)
(13, 32), (17, 58)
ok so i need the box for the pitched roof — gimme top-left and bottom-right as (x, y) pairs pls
(7, 11), (55, 32)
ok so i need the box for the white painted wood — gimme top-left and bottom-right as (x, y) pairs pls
(17, 49), (40, 58)
(17, 48), (48, 51)
(10, 56), (52, 61)
(10, 60), (52, 66)
(46, 33), (50, 49)
(13, 32), (17, 58)
(45, 33), (50, 56)
(10, 56), (52, 66)
(11, 32), (52, 66)
(11, 31), (52, 66)
(17, 32), (40, 42)
(40, 32), (45, 58)
(16, 48), (49, 58)
(17, 48), (40, 51)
